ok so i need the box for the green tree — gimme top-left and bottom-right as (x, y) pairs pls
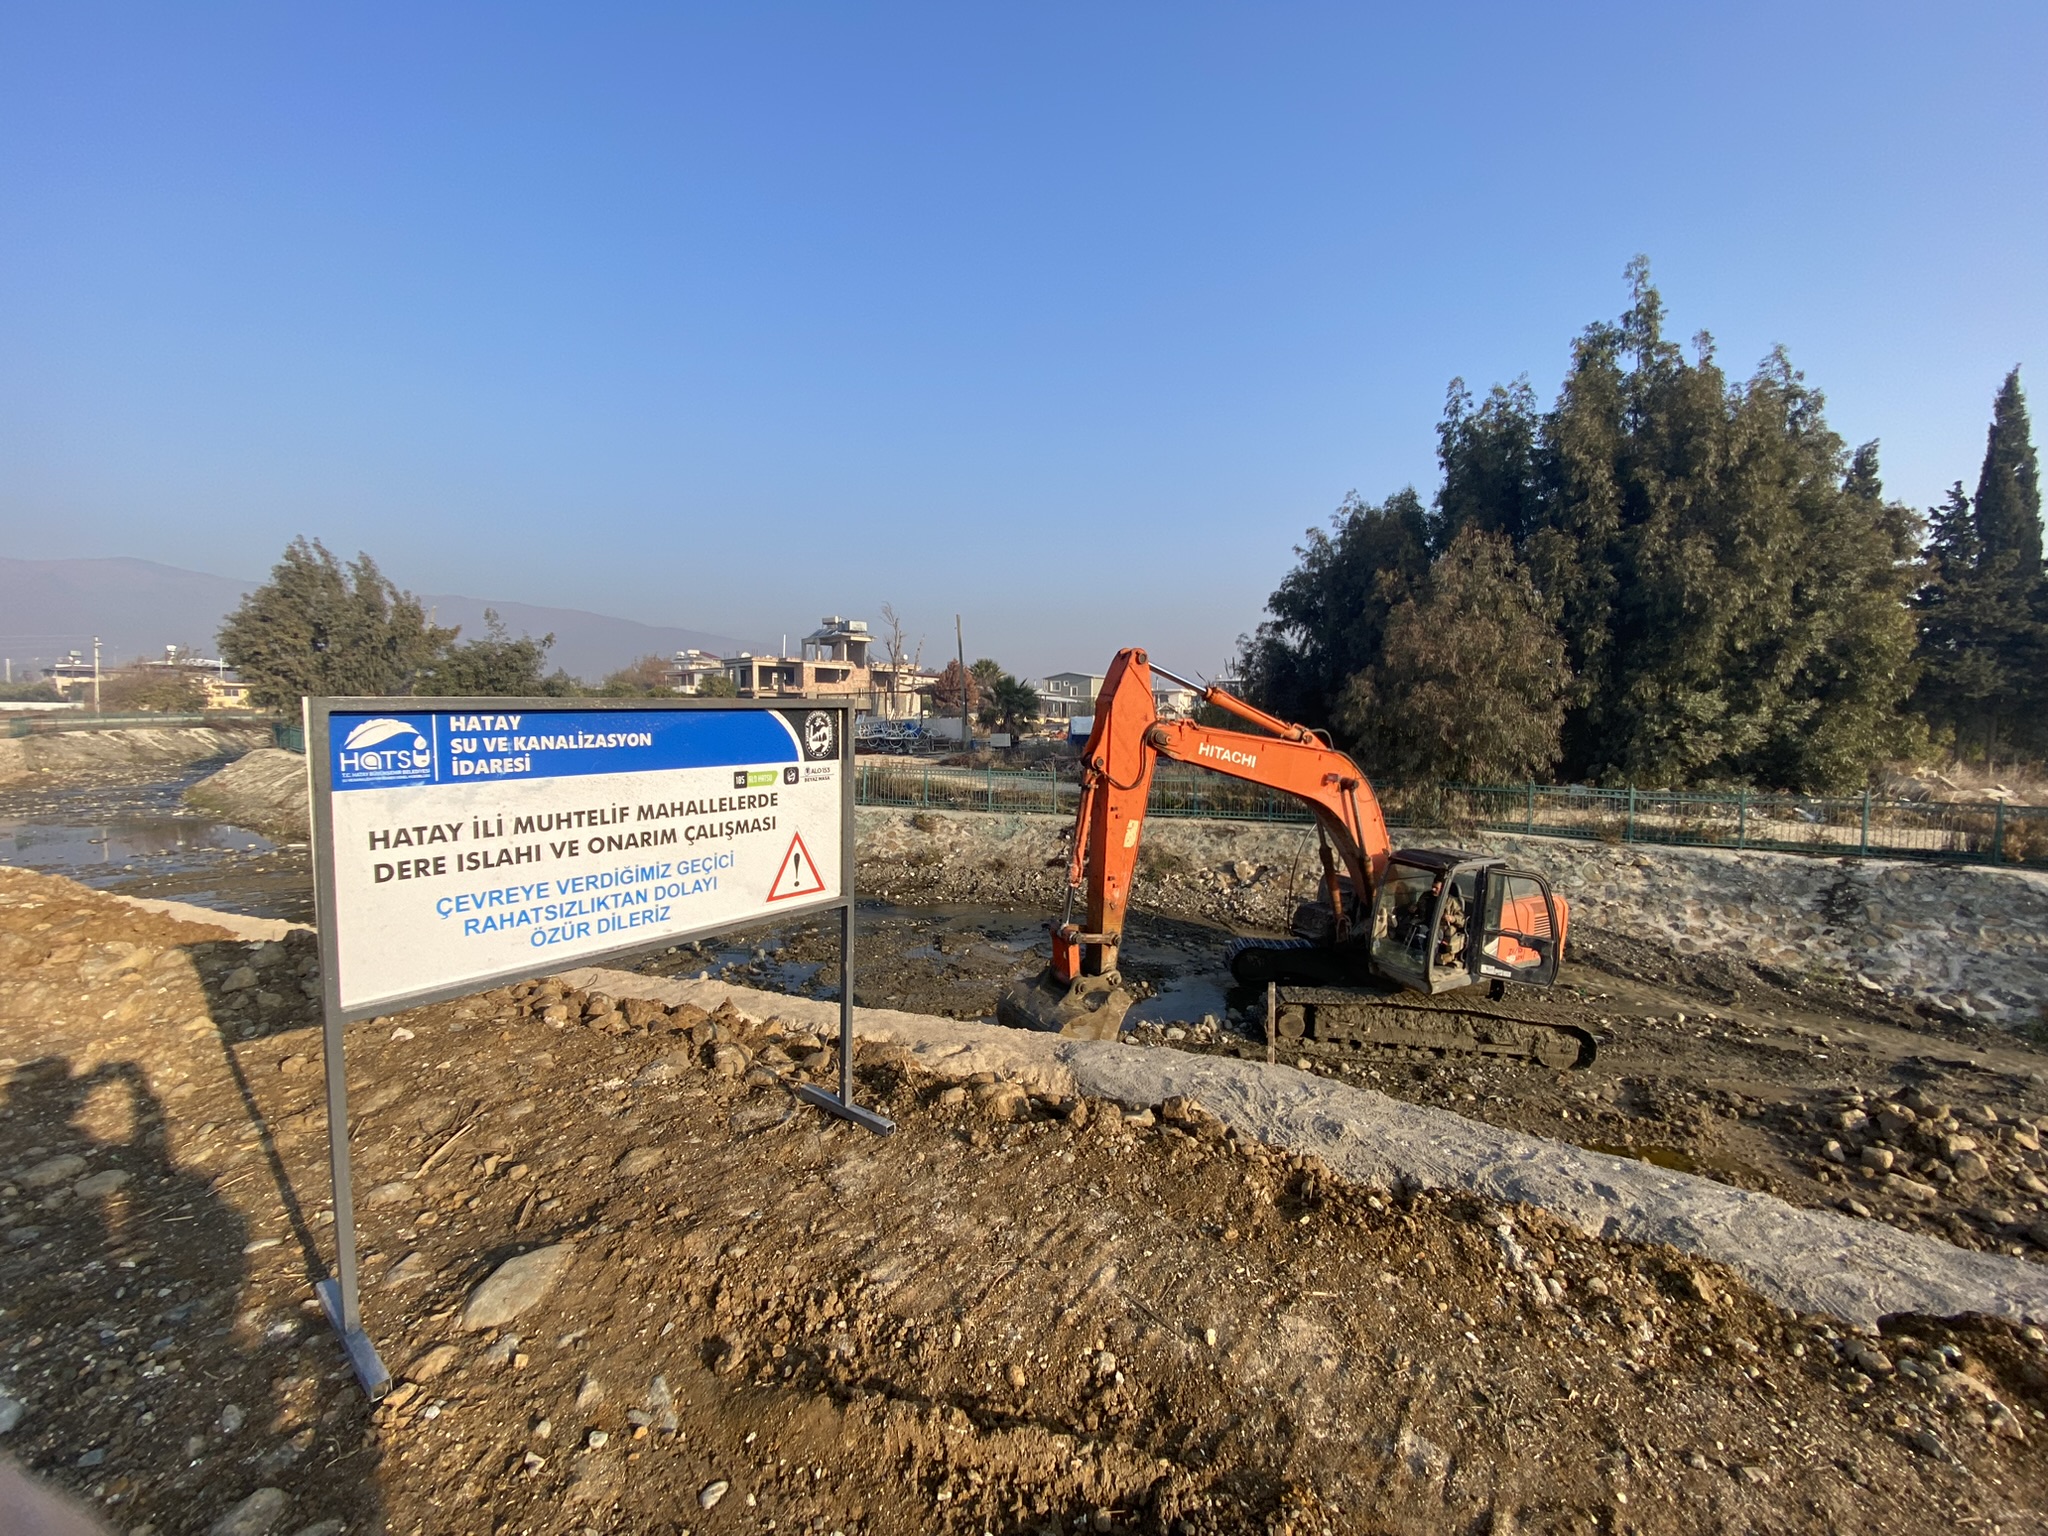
(1236, 489), (1431, 729)
(416, 611), (575, 697)
(218, 538), (452, 712)
(1971, 368), (2044, 764)
(1912, 370), (2046, 767)
(1975, 368), (2043, 573)
(595, 654), (677, 697)
(1441, 260), (1919, 789)
(1246, 259), (1924, 789)
(694, 673), (739, 698)
(981, 673), (1041, 740)
(1334, 526), (1571, 785)
(1910, 485), (1997, 752)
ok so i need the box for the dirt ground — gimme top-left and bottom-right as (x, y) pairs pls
(645, 906), (2048, 1267)
(16, 765), (2048, 1273)
(5, 866), (2048, 1536)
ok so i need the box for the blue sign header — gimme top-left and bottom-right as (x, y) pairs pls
(330, 707), (810, 791)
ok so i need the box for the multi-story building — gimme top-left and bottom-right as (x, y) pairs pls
(667, 649), (728, 694)
(1037, 671), (1106, 723)
(200, 674), (252, 709)
(724, 617), (919, 714)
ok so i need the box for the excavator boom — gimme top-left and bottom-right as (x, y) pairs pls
(1054, 649), (1391, 986)
(997, 646), (1586, 1065)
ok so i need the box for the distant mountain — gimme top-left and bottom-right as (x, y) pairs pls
(413, 592), (746, 682)
(0, 556), (747, 684)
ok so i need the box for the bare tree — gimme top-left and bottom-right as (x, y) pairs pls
(879, 601), (922, 717)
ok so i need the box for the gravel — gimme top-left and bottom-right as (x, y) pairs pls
(567, 964), (2048, 1328)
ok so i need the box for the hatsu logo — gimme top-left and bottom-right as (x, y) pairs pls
(1197, 741), (1257, 768)
(335, 716), (434, 784)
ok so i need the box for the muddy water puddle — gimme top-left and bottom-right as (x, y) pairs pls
(626, 900), (1253, 1029)
(0, 770), (312, 921)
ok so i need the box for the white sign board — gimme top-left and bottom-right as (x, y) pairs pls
(308, 699), (848, 1016)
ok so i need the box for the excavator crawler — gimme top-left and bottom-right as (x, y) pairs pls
(996, 648), (1595, 1068)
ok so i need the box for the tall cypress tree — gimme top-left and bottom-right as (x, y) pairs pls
(1913, 370), (2046, 767)
(1975, 368), (2043, 573)
(1974, 369), (2045, 764)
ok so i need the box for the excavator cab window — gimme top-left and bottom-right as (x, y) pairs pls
(1478, 869), (1561, 987)
(1369, 862), (1439, 983)
(1369, 859), (1488, 993)
(1431, 870), (1479, 979)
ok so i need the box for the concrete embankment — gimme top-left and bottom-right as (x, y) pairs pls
(856, 805), (2048, 1029)
(0, 724), (267, 787)
(565, 961), (2048, 1329)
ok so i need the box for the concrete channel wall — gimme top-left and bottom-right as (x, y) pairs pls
(854, 806), (2048, 1030)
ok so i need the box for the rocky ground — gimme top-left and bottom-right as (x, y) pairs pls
(182, 751), (309, 843)
(0, 727), (268, 790)
(650, 905), (2048, 1269)
(5, 866), (2048, 1535)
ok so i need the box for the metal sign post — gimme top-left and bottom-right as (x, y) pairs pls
(303, 696), (887, 1395)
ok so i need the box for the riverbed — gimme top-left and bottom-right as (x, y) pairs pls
(0, 766), (313, 920)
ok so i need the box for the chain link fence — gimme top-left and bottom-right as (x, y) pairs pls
(852, 760), (1317, 822)
(1435, 782), (2045, 868)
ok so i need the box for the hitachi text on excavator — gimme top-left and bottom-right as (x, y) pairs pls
(996, 648), (1595, 1069)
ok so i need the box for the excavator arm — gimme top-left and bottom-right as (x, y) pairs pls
(1051, 648), (1392, 987)
(998, 645), (1585, 1062)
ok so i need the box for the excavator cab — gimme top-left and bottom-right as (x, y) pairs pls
(1367, 849), (1563, 995)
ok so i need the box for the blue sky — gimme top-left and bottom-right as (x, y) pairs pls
(2, 4), (2043, 679)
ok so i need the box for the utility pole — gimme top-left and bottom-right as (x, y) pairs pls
(955, 615), (968, 751)
(92, 636), (101, 714)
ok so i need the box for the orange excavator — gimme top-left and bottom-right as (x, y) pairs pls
(996, 648), (1594, 1069)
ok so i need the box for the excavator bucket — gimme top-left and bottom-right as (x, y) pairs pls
(995, 967), (1133, 1040)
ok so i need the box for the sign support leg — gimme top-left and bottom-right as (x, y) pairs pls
(795, 902), (894, 1136)
(315, 999), (391, 1397)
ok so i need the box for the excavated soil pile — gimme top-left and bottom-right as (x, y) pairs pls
(4, 865), (2048, 1536)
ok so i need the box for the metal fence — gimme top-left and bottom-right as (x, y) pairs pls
(1443, 782), (2047, 868)
(852, 760), (1316, 823)
(851, 757), (2048, 869)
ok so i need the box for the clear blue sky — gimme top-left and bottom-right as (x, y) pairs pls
(2, 4), (2043, 679)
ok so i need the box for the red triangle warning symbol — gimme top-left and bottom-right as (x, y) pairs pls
(766, 830), (828, 902)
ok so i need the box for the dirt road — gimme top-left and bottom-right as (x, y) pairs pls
(4, 866), (2048, 1535)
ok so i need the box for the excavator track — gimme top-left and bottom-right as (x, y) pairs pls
(1227, 938), (1597, 1070)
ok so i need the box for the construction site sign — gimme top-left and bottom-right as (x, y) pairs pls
(307, 698), (849, 1017)
(303, 695), (870, 1399)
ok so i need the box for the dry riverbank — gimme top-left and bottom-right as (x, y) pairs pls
(4, 866), (2048, 1535)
